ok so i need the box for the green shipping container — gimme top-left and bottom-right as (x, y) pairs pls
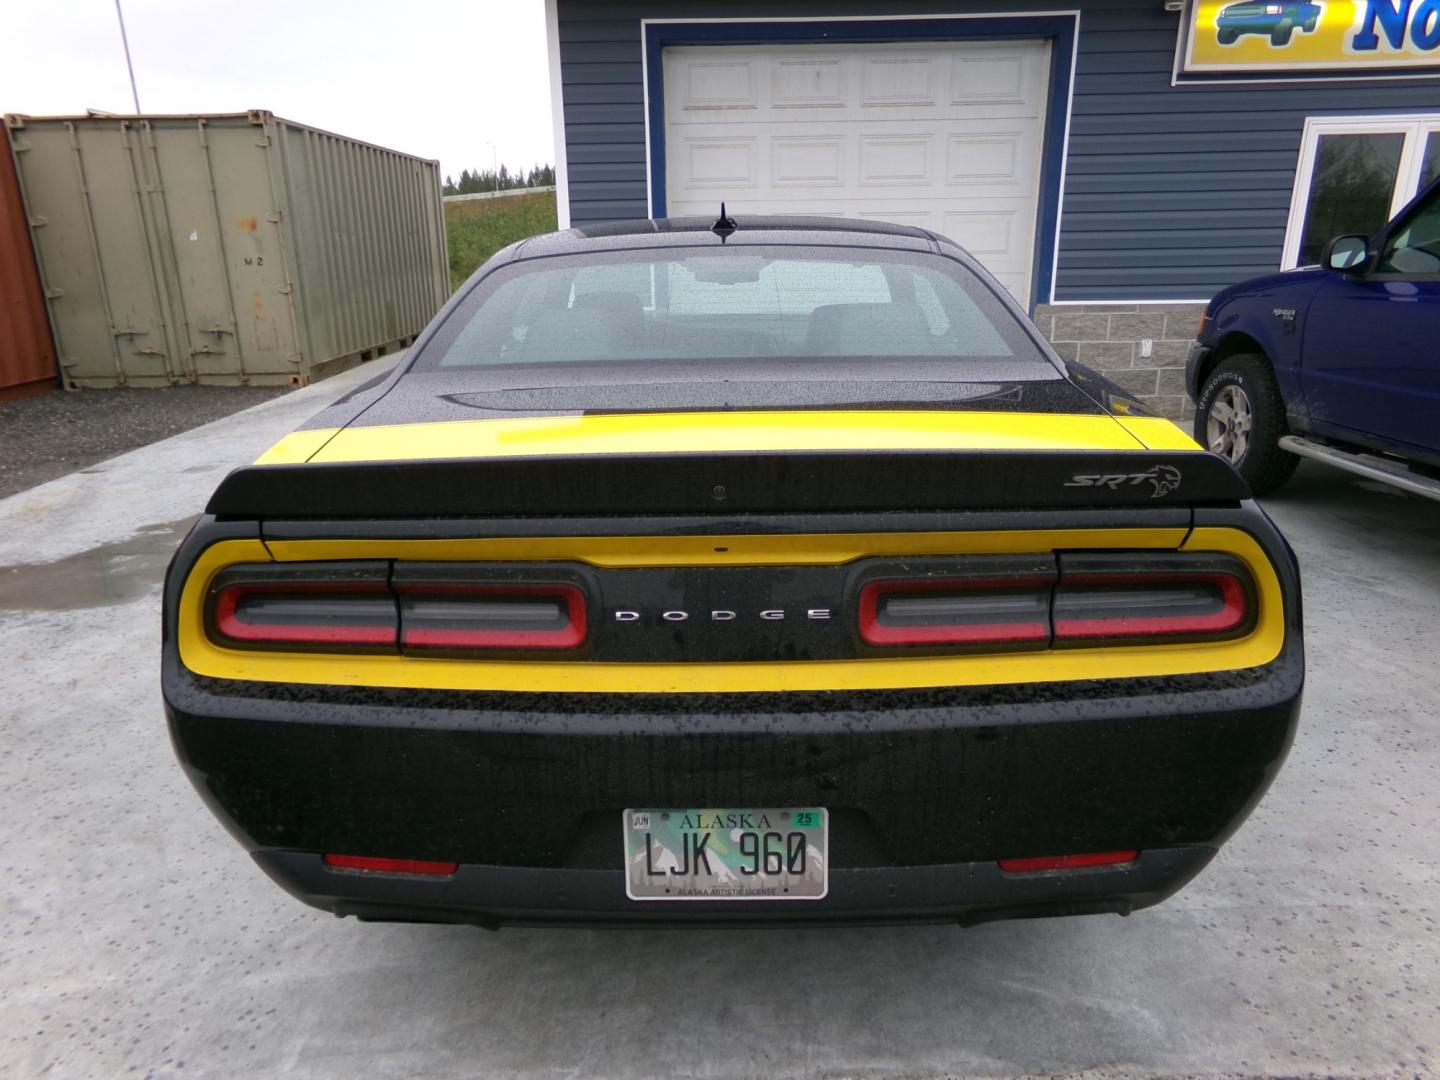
(4, 111), (448, 388)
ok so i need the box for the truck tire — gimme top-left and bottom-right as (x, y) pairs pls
(1271, 22), (1294, 44)
(1194, 354), (1299, 495)
(1218, 27), (1238, 43)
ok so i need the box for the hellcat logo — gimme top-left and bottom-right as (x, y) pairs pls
(1065, 465), (1183, 498)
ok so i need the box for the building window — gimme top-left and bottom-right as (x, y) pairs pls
(1282, 115), (1440, 269)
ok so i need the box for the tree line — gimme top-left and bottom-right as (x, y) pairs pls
(443, 164), (556, 196)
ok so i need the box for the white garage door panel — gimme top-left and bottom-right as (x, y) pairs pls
(663, 41), (1051, 302)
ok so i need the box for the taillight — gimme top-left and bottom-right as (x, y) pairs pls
(852, 552), (1255, 653)
(1052, 554), (1254, 646)
(205, 562), (590, 656)
(207, 563), (397, 651)
(394, 571), (588, 654)
(859, 578), (1052, 647)
(856, 557), (1055, 650)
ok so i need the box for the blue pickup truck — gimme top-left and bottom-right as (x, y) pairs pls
(1214, 0), (1322, 46)
(1188, 176), (1440, 499)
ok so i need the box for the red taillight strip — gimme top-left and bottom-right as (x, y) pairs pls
(999, 850), (1139, 873)
(857, 576), (1052, 647)
(1053, 571), (1248, 641)
(398, 582), (588, 651)
(322, 854), (459, 876)
(211, 581), (397, 646)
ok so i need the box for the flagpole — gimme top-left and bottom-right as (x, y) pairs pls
(114, 0), (142, 113)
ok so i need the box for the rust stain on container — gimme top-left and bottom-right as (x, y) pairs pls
(236, 216), (258, 232)
(0, 139), (57, 398)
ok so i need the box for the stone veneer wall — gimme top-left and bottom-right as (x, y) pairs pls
(1032, 303), (1208, 426)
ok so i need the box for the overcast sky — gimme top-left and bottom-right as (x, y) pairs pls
(0, 0), (555, 181)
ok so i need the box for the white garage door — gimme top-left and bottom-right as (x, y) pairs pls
(662, 41), (1051, 302)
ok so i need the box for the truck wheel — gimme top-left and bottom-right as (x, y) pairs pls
(1271, 22), (1293, 44)
(1218, 27), (1238, 43)
(1194, 354), (1298, 495)
(1303, 15), (1317, 30)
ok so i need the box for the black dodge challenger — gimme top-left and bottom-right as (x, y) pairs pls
(162, 215), (1303, 927)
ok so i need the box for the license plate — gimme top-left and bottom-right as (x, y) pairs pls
(623, 808), (829, 901)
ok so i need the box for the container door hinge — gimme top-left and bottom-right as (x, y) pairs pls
(201, 325), (234, 336)
(266, 212), (282, 223)
(45, 287), (64, 299)
(276, 284), (293, 295)
(28, 215), (47, 228)
(189, 345), (225, 357)
(133, 348), (166, 357)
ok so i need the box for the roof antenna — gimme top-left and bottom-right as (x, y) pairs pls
(711, 202), (737, 242)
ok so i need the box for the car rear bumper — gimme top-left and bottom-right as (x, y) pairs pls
(252, 845), (1218, 928)
(164, 647), (1302, 927)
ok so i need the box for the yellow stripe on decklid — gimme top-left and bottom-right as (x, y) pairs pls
(254, 410), (1201, 466)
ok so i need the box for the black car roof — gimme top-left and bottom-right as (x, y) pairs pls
(511, 214), (946, 259)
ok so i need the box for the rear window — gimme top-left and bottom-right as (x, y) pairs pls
(419, 245), (1036, 370)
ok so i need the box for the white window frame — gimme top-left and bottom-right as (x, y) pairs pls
(1281, 113), (1440, 270)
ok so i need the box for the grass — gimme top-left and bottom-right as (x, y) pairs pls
(444, 190), (558, 291)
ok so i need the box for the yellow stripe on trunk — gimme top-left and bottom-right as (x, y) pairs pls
(247, 410), (1207, 466)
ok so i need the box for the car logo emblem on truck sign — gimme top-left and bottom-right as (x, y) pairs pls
(1065, 465), (1182, 498)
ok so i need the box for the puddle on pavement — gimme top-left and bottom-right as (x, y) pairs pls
(0, 515), (200, 611)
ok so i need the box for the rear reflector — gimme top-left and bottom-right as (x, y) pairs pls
(998, 851), (1139, 873)
(322, 854), (459, 876)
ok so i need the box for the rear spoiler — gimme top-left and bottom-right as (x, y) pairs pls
(206, 450), (1249, 519)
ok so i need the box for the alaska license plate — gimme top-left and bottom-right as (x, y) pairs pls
(624, 808), (829, 901)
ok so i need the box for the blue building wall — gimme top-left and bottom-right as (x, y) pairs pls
(555, 0), (1440, 300)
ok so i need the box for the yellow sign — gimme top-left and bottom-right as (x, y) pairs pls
(1183, 0), (1440, 72)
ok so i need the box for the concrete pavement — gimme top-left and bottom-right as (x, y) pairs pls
(1, 368), (1437, 1079)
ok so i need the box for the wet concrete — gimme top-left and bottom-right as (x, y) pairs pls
(0, 379), (1438, 1079)
(0, 517), (198, 611)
